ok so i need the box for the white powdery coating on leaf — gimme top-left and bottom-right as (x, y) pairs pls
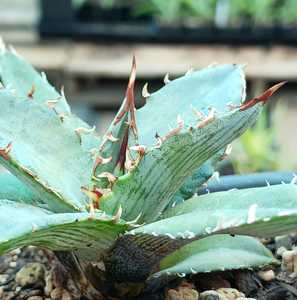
(278, 210), (293, 217)
(291, 173), (297, 185)
(184, 230), (195, 239)
(205, 227), (212, 234)
(247, 204), (258, 224)
(165, 233), (176, 239)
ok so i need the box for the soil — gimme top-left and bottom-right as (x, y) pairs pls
(1, 236), (297, 300)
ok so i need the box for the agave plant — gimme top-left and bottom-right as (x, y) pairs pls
(0, 40), (296, 299)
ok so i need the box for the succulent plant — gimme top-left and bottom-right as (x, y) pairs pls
(0, 39), (295, 299)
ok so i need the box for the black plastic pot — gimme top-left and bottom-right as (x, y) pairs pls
(198, 171), (297, 195)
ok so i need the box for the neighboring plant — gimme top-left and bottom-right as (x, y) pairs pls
(72, 0), (297, 27)
(232, 109), (280, 173)
(133, 0), (216, 24)
(0, 40), (296, 299)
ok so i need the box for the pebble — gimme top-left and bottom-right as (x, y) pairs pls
(28, 297), (43, 300)
(62, 290), (72, 300)
(10, 248), (21, 255)
(276, 246), (287, 257)
(18, 288), (43, 299)
(15, 262), (45, 287)
(0, 257), (9, 273)
(15, 286), (21, 292)
(51, 287), (72, 300)
(11, 255), (18, 262)
(275, 235), (292, 250)
(167, 286), (199, 300)
(281, 248), (297, 272)
(0, 287), (3, 298)
(216, 288), (245, 299)
(0, 274), (9, 284)
(9, 261), (17, 268)
(44, 270), (53, 296)
(200, 291), (221, 300)
(200, 289), (253, 300)
(257, 270), (275, 281)
(51, 287), (63, 299)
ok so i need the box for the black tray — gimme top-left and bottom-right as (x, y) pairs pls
(39, 0), (297, 45)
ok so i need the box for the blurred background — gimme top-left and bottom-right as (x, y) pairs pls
(1, 0), (297, 175)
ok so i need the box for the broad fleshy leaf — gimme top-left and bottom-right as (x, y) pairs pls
(0, 45), (102, 213)
(0, 44), (101, 152)
(136, 65), (246, 146)
(0, 200), (129, 256)
(166, 153), (221, 209)
(96, 65), (247, 219)
(0, 38), (105, 141)
(154, 235), (277, 277)
(0, 171), (44, 206)
(132, 184), (297, 239)
(0, 41), (70, 112)
(100, 104), (261, 222)
(137, 65), (246, 204)
(0, 89), (100, 212)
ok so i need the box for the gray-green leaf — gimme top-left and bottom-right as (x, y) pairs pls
(0, 171), (43, 206)
(155, 234), (277, 277)
(101, 105), (261, 222)
(0, 200), (128, 256)
(0, 89), (98, 212)
(137, 65), (246, 203)
(133, 184), (297, 239)
(136, 64), (246, 146)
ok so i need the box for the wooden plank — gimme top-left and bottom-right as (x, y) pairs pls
(15, 43), (70, 71)
(65, 44), (297, 81)
(11, 43), (297, 81)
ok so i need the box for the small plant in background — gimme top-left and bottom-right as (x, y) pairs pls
(232, 109), (280, 173)
(72, 0), (297, 27)
(0, 39), (296, 299)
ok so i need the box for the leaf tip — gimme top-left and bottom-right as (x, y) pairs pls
(240, 81), (287, 111)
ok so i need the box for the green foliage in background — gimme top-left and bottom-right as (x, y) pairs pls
(72, 0), (297, 26)
(232, 109), (280, 173)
